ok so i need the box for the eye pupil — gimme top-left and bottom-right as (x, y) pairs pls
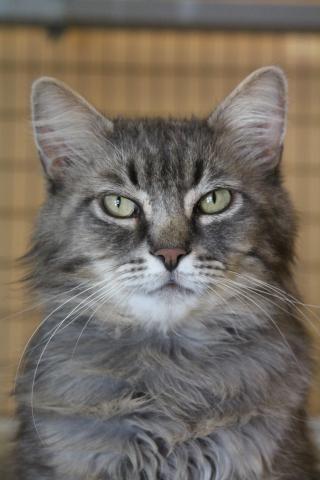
(102, 194), (137, 219)
(198, 188), (232, 215)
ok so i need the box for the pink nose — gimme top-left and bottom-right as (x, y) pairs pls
(154, 248), (187, 271)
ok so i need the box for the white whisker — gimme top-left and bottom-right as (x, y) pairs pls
(16, 275), (113, 390)
(71, 282), (127, 357)
(217, 279), (304, 373)
(30, 282), (113, 444)
(228, 271), (320, 340)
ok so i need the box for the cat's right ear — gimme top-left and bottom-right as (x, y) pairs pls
(208, 66), (287, 171)
(31, 77), (113, 181)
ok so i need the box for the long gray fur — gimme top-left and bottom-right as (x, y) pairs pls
(14, 67), (319, 479)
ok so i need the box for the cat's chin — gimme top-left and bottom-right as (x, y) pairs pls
(123, 287), (199, 329)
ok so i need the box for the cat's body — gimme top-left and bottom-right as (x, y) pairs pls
(14, 67), (318, 479)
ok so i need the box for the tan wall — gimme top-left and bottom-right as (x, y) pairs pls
(0, 26), (319, 415)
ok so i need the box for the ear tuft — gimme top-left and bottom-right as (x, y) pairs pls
(208, 66), (288, 170)
(31, 77), (113, 180)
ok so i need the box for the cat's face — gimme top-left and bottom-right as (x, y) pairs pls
(30, 67), (296, 329)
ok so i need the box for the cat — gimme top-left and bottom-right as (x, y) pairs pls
(14, 66), (319, 479)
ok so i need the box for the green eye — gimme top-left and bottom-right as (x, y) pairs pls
(198, 189), (232, 214)
(102, 195), (138, 218)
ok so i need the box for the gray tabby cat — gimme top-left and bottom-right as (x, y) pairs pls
(14, 66), (318, 479)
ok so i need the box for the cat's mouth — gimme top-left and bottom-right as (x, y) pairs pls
(150, 278), (195, 295)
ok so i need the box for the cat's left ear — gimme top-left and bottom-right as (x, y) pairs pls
(31, 77), (114, 180)
(208, 66), (287, 170)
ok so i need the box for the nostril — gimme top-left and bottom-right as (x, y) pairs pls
(152, 248), (188, 271)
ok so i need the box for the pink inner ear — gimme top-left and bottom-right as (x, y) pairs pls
(36, 124), (69, 179)
(35, 125), (54, 158)
(38, 152), (68, 180)
(50, 157), (72, 181)
(255, 123), (282, 164)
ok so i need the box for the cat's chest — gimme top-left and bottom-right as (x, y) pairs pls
(33, 323), (285, 480)
(36, 331), (219, 424)
(38, 317), (269, 421)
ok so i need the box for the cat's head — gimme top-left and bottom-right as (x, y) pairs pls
(30, 66), (296, 330)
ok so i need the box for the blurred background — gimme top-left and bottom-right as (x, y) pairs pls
(0, 0), (320, 427)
